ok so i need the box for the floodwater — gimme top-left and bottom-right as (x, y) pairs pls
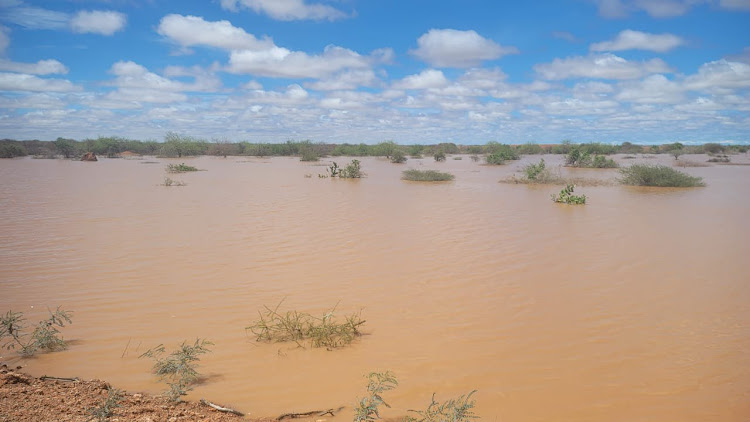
(1, 153), (749, 421)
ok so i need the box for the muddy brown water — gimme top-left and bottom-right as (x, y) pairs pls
(1, 154), (749, 421)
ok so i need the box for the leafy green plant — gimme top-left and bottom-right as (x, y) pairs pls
(246, 302), (365, 350)
(299, 149), (319, 162)
(340, 159), (363, 178)
(139, 338), (213, 401)
(402, 169), (454, 182)
(353, 371), (398, 422)
(433, 151), (446, 162)
(390, 150), (407, 163)
(620, 164), (705, 187)
(166, 163), (198, 173)
(87, 388), (123, 421)
(524, 158), (546, 180)
(551, 185), (587, 205)
(565, 147), (591, 167)
(406, 391), (478, 422)
(592, 155), (618, 168)
(0, 307), (72, 356)
(485, 143), (518, 164)
(328, 162), (340, 177)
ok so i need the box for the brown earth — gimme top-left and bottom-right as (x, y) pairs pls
(0, 365), (273, 422)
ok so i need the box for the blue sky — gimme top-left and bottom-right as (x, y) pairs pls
(0, 0), (748, 144)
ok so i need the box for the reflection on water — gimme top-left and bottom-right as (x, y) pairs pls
(1, 154), (749, 421)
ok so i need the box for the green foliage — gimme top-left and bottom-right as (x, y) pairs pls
(671, 149), (684, 160)
(516, 143), (546, 155)
(390, 149), (407, 163)
(408, 144), (425, 158)
(87, 388), (123, 422)
(592, 155), (618, 168)
(139, 339), (213, 401)
(54, 137), (78, 158)
(353, 371), (398, 422)
(565, 147), (591, 167)
(620, 164), (705, 187)
(402, 169), (454, 182)
(247, 302), (365, 350)
(406, 391), (479, 422)
(159, 132), (208, 158)
(618, 142), (642, 154)
(524, 159), (547, 181)
(702, 143), (725, 154)
(433, 151), (446, 162)
(551, 185), (587, 205)
(484, 142), (519, 163)
(466, 145), (482, 154)
(299, 149), (320, 162)
(339, 159), (363, 178)
(328, 161), (340, 177)
(664, 142), (684, 151)
(166, 163), (198, 173)
(0, 307), (73, 356)
(0, 141), (28, 158)
(435, 143), (459, 154)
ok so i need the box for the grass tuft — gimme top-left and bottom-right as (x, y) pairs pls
(402, 169), (454, 182)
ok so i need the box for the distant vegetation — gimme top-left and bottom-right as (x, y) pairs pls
(328, 159), (364, 178)
(620, 164), (705, 187)
(565, 146), (618, 168)
(402, 169), (455, 182)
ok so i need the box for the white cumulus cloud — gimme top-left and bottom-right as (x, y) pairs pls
(227, 45), (372, 79)
(616, 74), (685, 103)
(305, 70), (380, 91)
(410, 29), (518, 68)
(220, 0), (349, 21)
(157, 14), (272, 51)
(70, 10), (126, 35)
(684, 59), (750, 92)
(0, 72), (80, 92)
(535, 53), (672, 80)
(591, 30), (685, 52)
(593, 0), (750, 18)
(0, 58), (68, 74)
(393, 69), (449, 90)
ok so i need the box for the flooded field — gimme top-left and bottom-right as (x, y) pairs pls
(1, 153), (749, 421)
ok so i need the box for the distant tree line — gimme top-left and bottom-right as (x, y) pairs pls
(1, 134), (747, 159)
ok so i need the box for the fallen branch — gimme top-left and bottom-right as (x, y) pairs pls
(277, 407), (344, 420)
(40, 375), (79, 382)
(200, 399), (244, 416)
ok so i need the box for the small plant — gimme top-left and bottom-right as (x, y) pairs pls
(707, 155), (730, 163)
(247, 302), (365, 350)
(620, 164), (705, 187)
(139, 338), (213, 401)
(524, 158), (546, 181)
(565, 148), (591, 167)
(406, 390), (479, 422)
(328, 162), (340, 177)
(1, 307), (72, 356)
(87, 388), (123, 422)
(484, 151), (506, 165)
(162, 177), (186, 187)
(353, 371), (398, 422)
(166, 163), (198, 173)
(551, 185), (587, 205)
(402, 169), (455, 182)
(433, 151), (446, 162)
(390, 150), (407, 163)
(470, 155), (480, 162)
(340, 159), (363, 178)
(300, 149), (319, 162)
(592, 155), (618, 168)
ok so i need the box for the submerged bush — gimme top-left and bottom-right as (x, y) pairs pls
(592, 155), (618, 168)
(433, 151), (446, 162)
(406, 391), (479, 422)
(247, 303), (365, 350)
(402, 169), (455, 182)
(390, 150), (407, 163)
(524, 159), (547, 181)
(166, 163), (198, 173)
(140, 339), (213, 401)
(551, 185), (586, 205)
(620, 164), (705, 187)
(0, 307), (73, 356)
(354, 371), (398, 422)
(340, 159), (363, 178)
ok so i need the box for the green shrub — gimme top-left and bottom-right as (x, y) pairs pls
(0, 142), (28, 158)
(299, 149), (319, 162)
(87, 388), (123, 422)
(551, 185), (586, 205)
(340, 159), (363, 178)
(1, 307), (73, 356)
(140, 339), (213, 401)
(434, 151), (446, 162)
(524, 159), (547, 181)
(354, 371), (398, 422)
(703, 143), (725, 154)
(390, 150), (407, 163)
(405, 391), (479, 422)
(592, 155), (618, 168)
(402, 169), (455, 182)
(246, 303), (365, 350)
(620, 164), (705, 187)
(565, 147), (591, 167)
(484, 143), (519, 163)
(166, 163), (198, 173)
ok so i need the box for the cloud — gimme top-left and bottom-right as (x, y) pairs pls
(393, 69), (449, 90)
(157, 14), (272, 51)
(719, 0), (750, 10)
(616, 74), (685, 103)
(592, 0), (750, 18)
(0, 25), (8, 54)
(684, 59), (750, 91)
(410, 29), (518, 68)
(227, 45), (373, 79)
(305, 70), (380, 91)
(109, 60), (219, 92)
(70, 10), (126, 35)
(1, 5), (68, 30)
(552, 31), (578, 42)
(0, 72), (80, 92)
(220, 0), (349, 21)
(591, 30), (685, 52)
(0, 58), (68, 74)
(535, 53), (673, 80)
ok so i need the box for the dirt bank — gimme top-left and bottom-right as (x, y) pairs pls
(0, 365), (268, 422)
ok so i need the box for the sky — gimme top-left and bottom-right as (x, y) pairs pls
(0, 0), (749, 144)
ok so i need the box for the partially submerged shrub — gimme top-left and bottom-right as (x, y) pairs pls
(0, 307), (73, 356)
(166, 163), (198, 173)
(592, 155), (618, 168)
(524, 159), (547, 181)
(390, 150), (407, 163)
(551, 185), (586, 205)
(707, 155), (730, 163)
(433, 151), (446, 162)
(246, 303), (365, 350)
(162, 177), (186, 187)
(402, 169), (455, 182)
(354, 371), (398, 422)
(620, 164), (705, 187)
(406, 390), (479, 422)
(340, 159), (363, 178)
(87, 388), (123, 422)
(139, 339), (213, 401)
(299, 149), (319, 162)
